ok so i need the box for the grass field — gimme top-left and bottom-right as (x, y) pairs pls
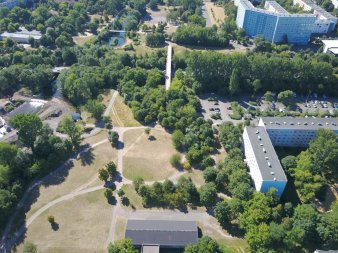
(110, 95), (142, 127)
(183, 169), (205, 187)
(21, 140), (116, 223)
(205, 2), (226, 26)
(114, 217), (127, 241)
(198, 222), (249, 253)
(16, 189), (113, 253)
(123, 129), (176, 181)
(73, 34), (95, 46)
(121, 184), (144, 210)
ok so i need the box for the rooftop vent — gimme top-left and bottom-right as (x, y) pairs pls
(275, 121), (280, 125)
(265, 157), (269, 160)
(312, 122), (315, 125)
(290, 122), (294, 125)
(297, 122), (301, 125)
(258, 135), (261, 140)
(270, 121), (273, 124)
(273, 177), (277, 181)
(304, 122), (308, 125)
(260, 143), (263, 146)
(263, 148), (266, 153)
(270, 172), (275, 175)
(267, 162), (271, 167)
(318, 123), (322, 126)
(326, 122), (329, 125)
(284, 122), (287, 125)
(256, 130), (259, 134)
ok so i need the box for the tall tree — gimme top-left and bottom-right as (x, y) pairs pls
(10, 114), (42, 151)
(58, 116), (83, 150)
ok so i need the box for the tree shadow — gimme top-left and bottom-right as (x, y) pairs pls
(107, 196), (117, 205)
(148, 135), (156, 141)
(51, 222), (59, 231)
(117, 140), (124, 150)
(79, 147), (95, 166)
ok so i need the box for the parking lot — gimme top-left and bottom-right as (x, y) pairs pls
(199, 93), (338, 125)
(199, 94), (244, 124)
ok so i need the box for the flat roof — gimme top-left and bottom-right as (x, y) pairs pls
(245, 126), (287, 182)
(322, 39), (338, 47)
(125, 220), (198, 247)
(142, 245), (160, 253)
(260, 117), (338, 131)
(1, 28), (42, 40)
(239, 0), (316, 17)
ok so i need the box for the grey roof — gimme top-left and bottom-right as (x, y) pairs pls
(125, 220), (198, 247)
(260, 117), (338, 131)
(245, 126), (287, 182)
(1, 28), (42, 40)
(265, 1), (289, 14)
(314, 250), (338, 253)
(239, 0), (315, 17)
(142, 245), (160, 253)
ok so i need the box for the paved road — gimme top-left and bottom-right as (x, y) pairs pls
(202, 0), (212, 27)
(165, 44), (172, 90)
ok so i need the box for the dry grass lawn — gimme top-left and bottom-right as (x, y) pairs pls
(15, 189), (113, 253)
(110, 95), (142, 127)
(205, 2), (226, 26)
(114, 216), (127, 241)
(123, 129), (176, 181)
(198, 222), (249, 253)
(121, 184), (144, 210)
(73, 34), (95, 46)
(23, 141), (116, 221)
(183, 169), (205, 187)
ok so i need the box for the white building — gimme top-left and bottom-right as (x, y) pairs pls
(243, 117), (338, 196)
(243, 126), (287, 196)
(332, 0), (338, 8)
(258, 117), (338, 147)
(0, 28), (41, 44)
(322, 39), (338, 55)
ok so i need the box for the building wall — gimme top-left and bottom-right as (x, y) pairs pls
(273, 16), (315, 44)
(243, 128), (263, 191)
(332, 0), (338, 8)
(260, 180), (287, 195)
(0, 0), (19, 9)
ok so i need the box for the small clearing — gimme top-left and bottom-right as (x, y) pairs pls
(123, 128), (176, 181)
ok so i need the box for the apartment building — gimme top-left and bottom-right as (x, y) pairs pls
(236, 0), (337, 45)
(243, 117), (338, 196)
(243, 126), (287, 196)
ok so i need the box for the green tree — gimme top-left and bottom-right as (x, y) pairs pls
(277, 90), (294, 104)
(245, 223), (272, 252)
(292, 204), (318, 241)
(106, 161), (117, 179)
(264, 91), (273, 102)
(133, 176), (144, 192)
(199, 182), (217, 207)
(218, 122), (241, 151)
(107, 239), (137, 253)
(99, 168), (109, 182)
(172, 130), (185, 150)
(229, 68), (240, 96)
(58, 116), (83, 150)
(85, 99), (105, 121)
(109, 131), (119, 148)
(203, 167), (217, 182)
(10, 114), (43, 151)
(184, 236), (228, 253)
(145, 33), (165, 47)
(308, 129), (338, 181)
(170, 153), (182, 168)
(23, 242), (37, 253)
(47, 215), (55, 224)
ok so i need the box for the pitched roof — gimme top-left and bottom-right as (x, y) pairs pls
(125, 220), (198, 247)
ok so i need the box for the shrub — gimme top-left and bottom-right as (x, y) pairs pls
(170, 153), (182, 168)
(182, 161), (191, 170)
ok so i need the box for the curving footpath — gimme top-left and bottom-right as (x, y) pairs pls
(0, 91), (234, 253)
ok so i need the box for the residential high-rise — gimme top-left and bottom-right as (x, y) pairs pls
(236, 0), (337, 45)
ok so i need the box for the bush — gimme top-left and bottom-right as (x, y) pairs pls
(170, 153), (182, 168)
(230, 113), (242, 120)
(182, 161), (191, 170)
(47, 215), (55, 224)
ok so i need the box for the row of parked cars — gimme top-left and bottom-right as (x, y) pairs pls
(305, 100), (329, 109)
